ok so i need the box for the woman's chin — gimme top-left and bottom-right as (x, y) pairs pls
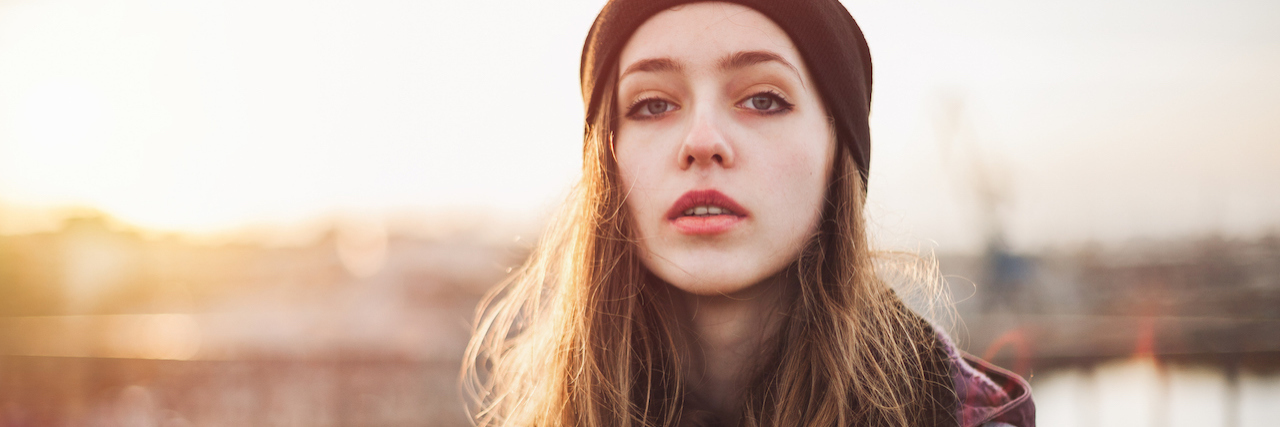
(647, 263), (777, 297)
(668, 280), (752, 296)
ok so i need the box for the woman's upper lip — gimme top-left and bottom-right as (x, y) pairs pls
(665, 189), (749, 220)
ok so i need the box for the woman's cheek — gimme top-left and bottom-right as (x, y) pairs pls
(616, 146), (663, 242)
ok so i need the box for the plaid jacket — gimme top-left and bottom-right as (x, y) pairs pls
(939, 331), (1036, 427)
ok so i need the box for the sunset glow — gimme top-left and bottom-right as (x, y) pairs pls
(1, 0), (1277, 251)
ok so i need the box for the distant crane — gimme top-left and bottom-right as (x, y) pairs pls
(933, 94), (1033, 313)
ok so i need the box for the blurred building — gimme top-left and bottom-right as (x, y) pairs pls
(1, 214), (1278, 426)
(0, 214), (523, 426)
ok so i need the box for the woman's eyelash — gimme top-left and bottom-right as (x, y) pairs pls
(625, 97), (676, 119)
(624, 91), (793, 119)
(624, 97), (651, 116)
(741, 90), (794, 114)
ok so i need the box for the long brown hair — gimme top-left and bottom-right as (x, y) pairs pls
(462, 68), (956, 426)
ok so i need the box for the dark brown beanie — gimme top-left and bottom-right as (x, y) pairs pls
(580, 0), (874, 187)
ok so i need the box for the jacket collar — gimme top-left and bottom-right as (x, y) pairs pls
(937, 330), (1037, 427)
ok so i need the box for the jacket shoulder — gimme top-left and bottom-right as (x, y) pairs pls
(935, 330), (1036, 427)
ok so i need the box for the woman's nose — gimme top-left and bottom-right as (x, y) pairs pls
(677, 111), (736, 170)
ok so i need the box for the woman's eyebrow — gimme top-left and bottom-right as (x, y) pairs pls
(620, 57), (684, 81)
(718, 50), (803, 84)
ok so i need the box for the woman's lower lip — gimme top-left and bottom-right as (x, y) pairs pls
(670, 215), (744, 235)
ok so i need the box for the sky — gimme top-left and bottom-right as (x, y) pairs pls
(0, 0), (1277, 252)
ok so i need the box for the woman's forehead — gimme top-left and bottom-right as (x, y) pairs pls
(617, 2), (807, 77)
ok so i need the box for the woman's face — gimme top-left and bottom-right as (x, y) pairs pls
(615, 2), (835, 296)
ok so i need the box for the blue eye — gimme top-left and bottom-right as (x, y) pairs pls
(645, 99), (671, 115)
(739, 91), (793, 114)
(627, 97), (678, 119)
(749, 95), (776, 110)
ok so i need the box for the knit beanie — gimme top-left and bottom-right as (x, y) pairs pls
(580, 0), (874, 187)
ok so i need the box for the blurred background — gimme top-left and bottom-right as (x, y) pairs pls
(0, 0), (1277, 425)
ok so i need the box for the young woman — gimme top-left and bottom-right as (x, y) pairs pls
(464, 1), (1034, 426)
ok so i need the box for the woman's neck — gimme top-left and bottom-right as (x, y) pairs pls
(674, 273), (791, 423)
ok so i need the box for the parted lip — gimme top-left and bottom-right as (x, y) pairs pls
(664, 189), (749, 220)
